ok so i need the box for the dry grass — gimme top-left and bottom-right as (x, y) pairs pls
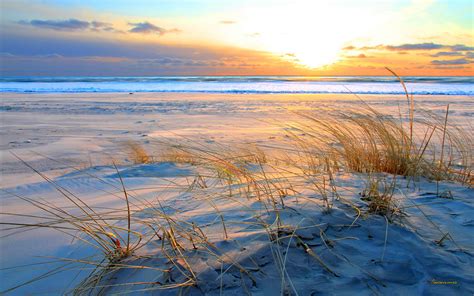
(158, 145), (198, 165)
(8, 154), (140, 260)
(287, 99), (472, 186)
(124, 141), (152, 164)
(360, 174), (403, 220)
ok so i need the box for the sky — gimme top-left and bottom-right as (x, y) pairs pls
(0, 0), (473, 76)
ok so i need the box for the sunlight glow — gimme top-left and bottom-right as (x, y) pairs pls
(220, 1), (386, 68)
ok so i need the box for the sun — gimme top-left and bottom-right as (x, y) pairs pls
(278, 40), (342, 69)
(213, 0), (390, 69)
(253, 25), (344, 69)
(232, 2), (360, 69)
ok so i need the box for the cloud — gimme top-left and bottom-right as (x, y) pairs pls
(345, 43), (474, 52)
(90, 21), (115, 32)
(385, 42), (444, 50)
(1, 52), (66, 59)
(431, 51), (465, 57)
(1, 31), (201, 58)
(40, 53), (64, 59)
(346, 53), (368, 58)
(0, 51), (287, 75)
(18, 18), (119, 32)
(0, 52), (16, 58)
(128, 21), (180, 35)
(450, 44), (474, 51)
(0, 32), (301, 75)
(19, 18), (90, 31)
(431, 58), (471, 65)
(219, 20), (236, 24)
(433, 66), (467, 69)
(144, 57), (226, 67)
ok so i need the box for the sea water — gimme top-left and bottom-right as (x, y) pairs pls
(1, 76), (473, 95)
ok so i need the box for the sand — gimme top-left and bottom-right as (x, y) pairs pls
(0, 92), (473, 295)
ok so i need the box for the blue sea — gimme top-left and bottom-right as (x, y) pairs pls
(0, 76), (473, 95)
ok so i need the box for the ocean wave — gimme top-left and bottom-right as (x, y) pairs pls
(1, 89), (473, 95)
(1, 76), (473, 84)
(1, 77), (473, 95)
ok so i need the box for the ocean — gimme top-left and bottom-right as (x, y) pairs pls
(1, 76), (473, 95)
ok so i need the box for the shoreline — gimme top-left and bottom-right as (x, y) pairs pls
(2, 91), (473, 100)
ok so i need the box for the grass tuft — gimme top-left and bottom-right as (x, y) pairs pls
(124, 141), (151, 164)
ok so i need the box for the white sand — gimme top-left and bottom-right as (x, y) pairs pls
(0, 93), (473, 295)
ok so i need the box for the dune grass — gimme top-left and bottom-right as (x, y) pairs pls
(124, 140), (152, 164)
(287, 103), (472, 184)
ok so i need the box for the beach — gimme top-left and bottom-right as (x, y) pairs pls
(1, 90), (473, 294)
(2, 0), (473, 294)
